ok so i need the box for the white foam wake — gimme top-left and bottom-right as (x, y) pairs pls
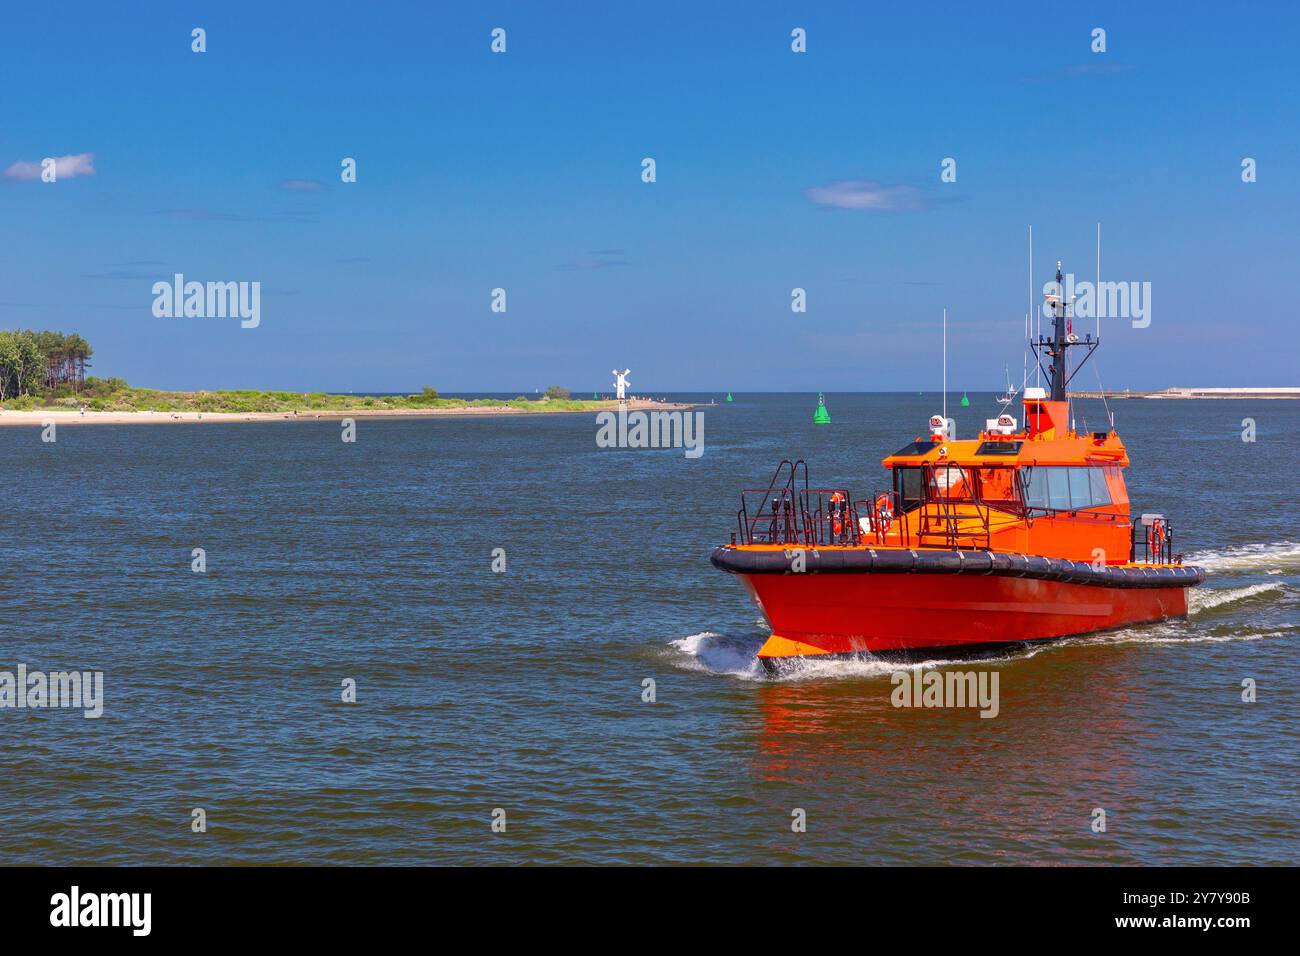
(1188, 582), (1285, 615)
(669, 631), (1046, 682)
(1058, 626), (1275, 648)
(1187, 541), (1300, 574)
(669, 632), (764, 679)
(668, 620), (1281, 682)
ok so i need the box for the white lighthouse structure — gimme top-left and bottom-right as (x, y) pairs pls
(612, 368), (631, 402)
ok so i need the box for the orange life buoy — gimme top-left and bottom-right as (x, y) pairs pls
(1149, 522), (1165, 559)
(875, 494), (893, 533)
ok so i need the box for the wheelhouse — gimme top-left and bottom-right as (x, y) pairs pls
(888, 460), (1124, 516)
(866, 399), (1135, 560)
(728, 395), (1170, 566)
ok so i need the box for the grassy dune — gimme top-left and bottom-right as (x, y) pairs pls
(2, 383), (613, 414)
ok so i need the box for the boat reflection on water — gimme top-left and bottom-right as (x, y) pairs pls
(747, 643), (1153, 863)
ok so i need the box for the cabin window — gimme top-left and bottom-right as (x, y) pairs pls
(973, 467), (1019, 504)
(895, 466), (924, 512)
(892, 441), (939, 457)
(1047, 468), (1071, 510)
(930, 465), (974, 501)
(1067, 468), (1093, 508)
(1021, 465), (1114, 511)
(1022, 467), (1049, 509)
(1089, 467), (1112, 506)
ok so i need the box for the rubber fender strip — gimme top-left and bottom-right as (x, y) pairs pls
(710, 546), (1206, 589)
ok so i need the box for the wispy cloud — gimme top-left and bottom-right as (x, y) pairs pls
(1024, 62), (1136, 83)
(80, 269), (162, 280)
(151, 207), (316, 224)
(558, 249), (631, 270)
(804, 180), (930, 213)
(4, 152), (96, 182)
(277, 178), (326, 192)
(0, 299), (143, 312)
(275, 206), (317, 223)
(153, 208), (252, 222)
(81, 260), (171, 278)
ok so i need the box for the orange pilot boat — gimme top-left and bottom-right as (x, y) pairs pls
(711, 262), (1205, 672)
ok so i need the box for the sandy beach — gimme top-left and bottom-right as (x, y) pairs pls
(0, 398), (694, 426)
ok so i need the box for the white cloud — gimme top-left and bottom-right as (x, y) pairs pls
(277, 178), (326, 192)
(4, 152), (96, 182)
(804, 179), (927, 212)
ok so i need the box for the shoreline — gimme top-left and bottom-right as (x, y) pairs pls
(0, 398), (694, 427)
(1072, 388), (1300, 400)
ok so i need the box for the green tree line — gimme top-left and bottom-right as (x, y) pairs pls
(0, 330), (93, 401)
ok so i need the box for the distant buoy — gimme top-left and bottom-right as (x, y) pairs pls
(813, 392), (831, 424)
(960, 392), (970, 407)
(725, 392), (733, 402)
(592, 392), (598, 400)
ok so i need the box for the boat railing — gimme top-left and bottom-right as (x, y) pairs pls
(916, 496), (993, 550)
(731, 462), (1174, 559)
(854, 488), (993, 550)
(922, 463), (994, 549)
(1131, 515), (1179, 565)
(857, 490), (912, 547)
(798, 488), (860, 546)
(734, 459), (811, 545)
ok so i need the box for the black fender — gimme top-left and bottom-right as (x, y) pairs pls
(709, 546), (1206, 589)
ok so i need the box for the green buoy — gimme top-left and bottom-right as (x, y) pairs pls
(813, 392), (831, 424)
(725, 392), (733, 402)
(960, 392), (970, 407)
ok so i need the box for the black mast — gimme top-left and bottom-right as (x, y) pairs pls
(1032, 259), (1099, 403)
(1049, 262), (1068, 401)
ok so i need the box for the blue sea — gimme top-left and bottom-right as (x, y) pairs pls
(2, 393), (1296, 864)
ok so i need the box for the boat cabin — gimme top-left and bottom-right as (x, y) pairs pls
(872, 390), (1134, 562)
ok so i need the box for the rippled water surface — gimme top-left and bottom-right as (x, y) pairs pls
(2, 394), (1296, 864)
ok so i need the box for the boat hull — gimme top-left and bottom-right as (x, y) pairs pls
(737, 572), (1189, 659)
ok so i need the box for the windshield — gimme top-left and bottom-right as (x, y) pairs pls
(973, 467), (1019, 504)
(929, 465), (973, 501)
(1021, 466), (1114, 511)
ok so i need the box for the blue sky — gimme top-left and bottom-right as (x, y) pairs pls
(2, 1), (1296, 392)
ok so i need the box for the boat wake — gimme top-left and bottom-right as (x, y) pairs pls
(1187, 541), (1300, 574)
(669, 630), (1065, 682)
(1188, 581), (1285, 615)
(669, 631), (766, 679)
(1055, 625), (1275, 649)
(669, 623), (1281, 682)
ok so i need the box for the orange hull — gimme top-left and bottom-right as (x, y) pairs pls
(742, 573), (1188, 659)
